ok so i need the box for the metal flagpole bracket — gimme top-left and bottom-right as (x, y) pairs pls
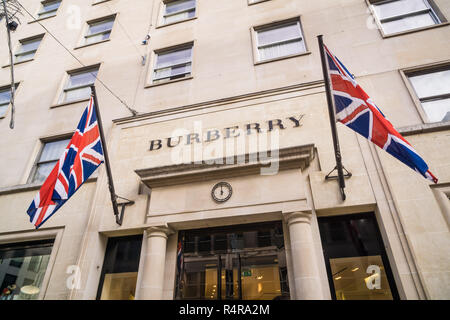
(325, 166), (352, 180)
(115, 195), (135, 226)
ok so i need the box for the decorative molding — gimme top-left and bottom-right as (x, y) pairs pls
(397, 121), (450, 136)
(135, 144), (315, 188)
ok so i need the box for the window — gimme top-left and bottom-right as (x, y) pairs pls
(14, 36), (43, 63)
(0, 240), (53, 300)
(84, 16), (115, 45)
(162, 0), (196, 25)
(0, 85), (17, 118)
(60, 67), (98, 103)
(371, 0), (443, 35)
(37, 0), (61, 19)
(97, 235), (142, 300)
(318, 213), (399, 300)
(31, 138), (71, 183)
(152, 44), (193, 84)
(407, 66), (450, 123)
(254, 19), (306, 62)
(248, 0), (271, 5)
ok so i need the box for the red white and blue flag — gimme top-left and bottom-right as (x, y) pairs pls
(324, 44), (438, 184)
(27, 97), (104, 229)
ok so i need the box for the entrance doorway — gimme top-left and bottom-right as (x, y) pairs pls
(175, 222), (289, 300)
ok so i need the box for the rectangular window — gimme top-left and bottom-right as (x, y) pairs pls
(14, 36), (43, 63)
(0, 85), (17, 118)
(97, 235), (142, 300)
(153, 44), (193, 84)
(0, 240), (53, 300)
(162, 0), (196, 25)
(60, 67), (98, 103)
(407, 66), (450, 123)
(31, 138), (71, 183)
(371, 0), (442, 35)
(84, 17), (115, 45)
(254, 19), (306, 62)
(37, 0), (61, 19)
(318, 213), (399, 300)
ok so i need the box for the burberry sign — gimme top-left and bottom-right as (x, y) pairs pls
(149, 114), (305, 151)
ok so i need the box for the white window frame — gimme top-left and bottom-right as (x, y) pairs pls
(0, 84), (18, 119)
(83, 16), (116, 46)
(369, 0), (445, 36)
(252, 17), (307, 64)
(58, 66), (99, 104)
(401, 62), (450, 124)
(36, 0), (62, 20)
(151, 43), (194, 85)
(14, 35), (44, 64)
(160, 0), (197, 26)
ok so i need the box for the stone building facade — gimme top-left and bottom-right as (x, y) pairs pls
(0, 0), (449, 300)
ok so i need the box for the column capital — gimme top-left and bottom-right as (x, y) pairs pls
(145, 225), (174, 239)
(282, 211), (312, 226)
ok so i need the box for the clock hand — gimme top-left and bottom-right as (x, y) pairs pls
(220, 185), (223, 196)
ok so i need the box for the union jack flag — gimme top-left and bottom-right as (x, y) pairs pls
(27, 97), (104, 229)
(324, 44), (438, 184)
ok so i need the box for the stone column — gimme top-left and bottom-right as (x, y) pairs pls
(139, 226), (173, 300)
(284, 211), (324, 300)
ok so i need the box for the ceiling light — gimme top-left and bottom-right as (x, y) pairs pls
(351, 267), (359, 272)
(335, 276), (342, 280)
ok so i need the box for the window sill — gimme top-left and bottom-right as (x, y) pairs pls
(0, 177), (97, 196)
(74, 39), (111, 50)
(2, 58), (34, 68)
(28, 14), (57, 24)
(381, 22), (450, 39)
(156, 16), (197, 29)
(145, 76), (193, 88)
(398, 120), (450, 136)
(254, 51), (311, 66)
(51, 98), (91, 109)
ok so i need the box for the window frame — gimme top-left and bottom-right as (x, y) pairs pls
(0, 83), (19, 119)
(56, 65), (100, 106)
(318, 212), (400, 300)
(27, 134), (72, 184)
(0, 228), (63, 300)
(147, 42), (195, 87)
(158, 0), (197, 28)
(36, 0), (62, 20)
(367, 0), (448, 37)
(400, 61), (450, 124)
(13, 34), (45, 64)
(251, 17), (310, 65)
(248, 0), (272, 5)
(81, 15), (116, 47)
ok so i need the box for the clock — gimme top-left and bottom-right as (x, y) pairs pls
(211, 182), (232, 203)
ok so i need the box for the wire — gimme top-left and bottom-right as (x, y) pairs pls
(2, 0), (16, 129)
(16, 0), (139, 116)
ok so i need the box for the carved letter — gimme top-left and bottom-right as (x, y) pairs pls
(186, 133), (200, 145)
(287, 115), (304, 128)
(150, 139), (162, 151)
(246, 123), (261, 135)
(167, 136), (182, 148)
(268, 119), (286, 131)
(205, 129), (220, 142)
(225, 126), (240, 139)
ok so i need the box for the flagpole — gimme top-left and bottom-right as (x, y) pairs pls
(317, 35), (346, 201)
(90, 85), (121, 222)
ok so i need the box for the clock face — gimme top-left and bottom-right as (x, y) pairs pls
(211, 182), (232, 203)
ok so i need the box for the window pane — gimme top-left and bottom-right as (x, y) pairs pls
(0, 89), (11, 104)
(17, 39), (41, 54)
(381, 12), (436, 34)
(88, 20), (114, 35)
(67, 70), (98, 88)
(64, 86), (92, 102)
(42, 1), (61, 12)
(422, 98), (450, 122)
(257, 23), (301, 47)
(165, 0), (196, 15)
(98, 236), (142, 300)
(156, 48), (192, 69)
(164, 10), (194, 24)
(0, 105), (8, 117)
(259, 40), (305, 61)
(0, 241), (53, 300)
(33, 162), (57, 183)
(39, 139), (70, 162)
(15, 52), (35, 63)
(409, 69), (450, 98)
(374, 0), (429, 19)
(85, 32), (111, 44)
(330, 255), (394, 300)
